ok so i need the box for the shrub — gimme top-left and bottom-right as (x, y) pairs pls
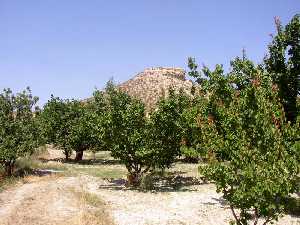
(139, 173), (156, 190)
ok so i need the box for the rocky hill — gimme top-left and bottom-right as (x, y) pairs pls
(118, 67), (193, 111)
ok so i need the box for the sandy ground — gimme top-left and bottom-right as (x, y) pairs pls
(0, 148), (298, 225)
(83, 176), (300, 225)
(85, 177), (233, 225)
(0, 174), (299, 225)
(0, 176), (80, 225)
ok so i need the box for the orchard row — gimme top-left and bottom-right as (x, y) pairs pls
(0, 15), (299, 225)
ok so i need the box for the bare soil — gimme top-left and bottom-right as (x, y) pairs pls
(0, 175), (113, 225)
(0, 148), (298, 225)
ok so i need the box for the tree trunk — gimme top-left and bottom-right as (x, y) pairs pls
(64, 150), (70, 161)
(184, 156), (199, 163)
(75, 150), (83, 161)
(4, 161), (14, 177)
(126, 172), (141, 186)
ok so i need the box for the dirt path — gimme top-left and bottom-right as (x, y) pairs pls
(0, 176), (78, 225)
(0, 146), (299, 225)
(0, 175), (113, 225)
(0, 174), (298, 225)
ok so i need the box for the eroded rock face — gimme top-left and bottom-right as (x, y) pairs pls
(118, 67), (193, 112)
(143, 67), (186, 81)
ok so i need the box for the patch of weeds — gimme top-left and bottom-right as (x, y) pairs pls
(229, 219), (236, 225)
(77, 210), (115, 225)
(284, 196), (300, 216)
(16, 157), (68, 172)
(0, 176), (21, 192)
(81, 191), (105, 207)
(70, 188), (115, 225)
(139, 174), (155, 190)
(0, 160), (35, 192)
(0, 156), (68, 193)
(16, 158), (39, 171)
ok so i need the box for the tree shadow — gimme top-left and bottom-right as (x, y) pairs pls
(98, 173), (207, 193)
(38, 157), (122, 166)
(13, 167), (61, 178)
(151, 174), (205, 192)
(203, 196), (300, 218)
(68, 158), (122, 166)
(175, 157), (200, 164)
(98, 178), (129, 191)
(284, 196), (300, 216)
(38, 157), (65, 163)
(201, 198), (229, 208)
(202, 197), (228, 207)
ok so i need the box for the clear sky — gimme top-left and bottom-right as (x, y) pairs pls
(0, 0), (299, 106)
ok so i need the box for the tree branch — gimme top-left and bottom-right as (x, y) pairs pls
(230, 205), (241, 225)
(253, 208), (259, 225)
(262, 216), (272, 225)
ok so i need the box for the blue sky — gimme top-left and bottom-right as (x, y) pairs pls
(0, 0), (299, 106)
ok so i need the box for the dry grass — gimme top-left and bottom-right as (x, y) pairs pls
(64, 211), (114, 225)
(69, 186), (115, 225)
(0, 175), (115, 225)
(21, 173), (63, 184)
(0, 176), (21, 192)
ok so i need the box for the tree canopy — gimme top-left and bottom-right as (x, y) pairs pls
(0, 87), (41, 175)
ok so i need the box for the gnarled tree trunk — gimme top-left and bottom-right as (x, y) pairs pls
(64, 150), (71, 161)
(75, 146), (87, 161)
(4, 160), (15, 177)
(75, 150), (84, 161)
(127, 172), (141, 186)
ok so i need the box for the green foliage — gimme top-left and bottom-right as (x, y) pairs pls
(41, 96), (90, 160)
(180, 146), (198, 162)
(188, 16), (300, 223)
(180, 96), (208, 162)
(264, 15), (300, 124)
(67, 101), (92, 160)
(228, 52), (256, 90)
(0, 87), (41, 176)
(88, 87), (111, 152)
(188, 55), (300, 224)
(90, 83), (192, 185)
(147, 89), (190, 169)
(93, 82), (150, 185)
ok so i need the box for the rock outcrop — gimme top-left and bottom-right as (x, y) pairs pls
(118, 67), (193, 111)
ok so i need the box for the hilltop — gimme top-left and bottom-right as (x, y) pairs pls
(118, 67), (194, 111)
